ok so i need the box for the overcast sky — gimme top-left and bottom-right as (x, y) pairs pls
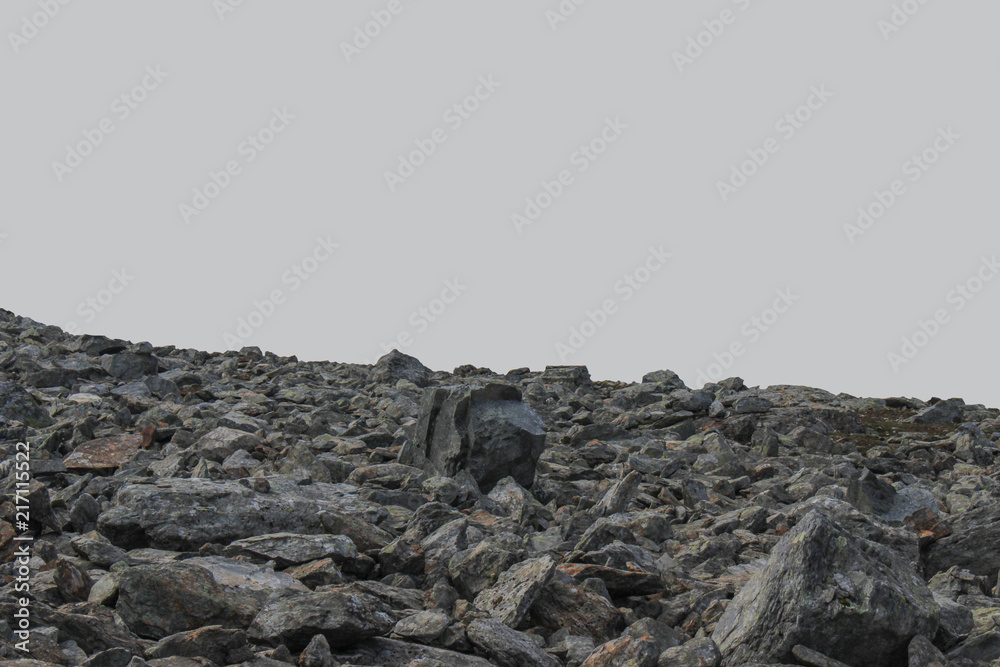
(2, 1), (998, 407)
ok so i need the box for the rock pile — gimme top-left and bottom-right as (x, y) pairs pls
(0, 308), (999, 666)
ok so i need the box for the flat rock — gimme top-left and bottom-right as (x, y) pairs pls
(466, 618), (560, 667)
(97, 477), (386, 550)
(247, 589), (396, 651)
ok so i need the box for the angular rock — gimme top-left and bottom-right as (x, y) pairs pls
(225, 533), (357, 567)
(367, 349), (432, 387)
(390, 610), (451, 644)
(116, 562), (259, 639)
(97, 477), (385, 550)
(658, 637), (721, 667)
(581, 634), (659, 667)
(466, 619), (560, 667)
(712, 510), (940, 666)
(64, 434), (147, 471)
(473, 555), (556, 628)
(247, 590), (395, 651)
(0, 381), (53, 427)
(145, 626), (253, 664)
(331, 636), (494, 666)
(530, 573), (624, 643)
(194, 427), (264, 463)
(413, 383), (546, 492)
(99, 352), (158, 381)
(926, 502), (1000, 583)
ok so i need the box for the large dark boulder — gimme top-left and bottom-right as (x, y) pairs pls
(411, 383), (546, 492)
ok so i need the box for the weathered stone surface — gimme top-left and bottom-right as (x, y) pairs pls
(331, 637), (494, 666)
(64, 434), (146, 471)
(926, 503), (1000, 583)
(712, 511), (940, 666)
(97, 477), (385, 550)
(225, 532), (357, 567)
(413, 383), (546, 492)
(247, 590), (395, 651)
(466, 619), (561, 667)
(448, 534), (524, 599)
(530, 573), (624, 643)
(581, 634), (659, 667)
(473, 555), (556, 628)
(194, 426), (264, 463)
(0, 381), (53, 427)
(116, 562), (259, 639)
(390, 610), (451, 643)
(145, 625), (253, 664)
(367, 349), (432, 387)
(658, 637), (721, 667)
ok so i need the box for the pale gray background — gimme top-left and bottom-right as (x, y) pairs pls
(2, 1), (998, 406)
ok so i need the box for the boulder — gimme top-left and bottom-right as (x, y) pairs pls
(412, 383), (546, 492)
(712, 510), (940, 666)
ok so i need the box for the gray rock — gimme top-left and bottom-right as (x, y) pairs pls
(194, 426), (264, 463)
(368, 349), (432, 387)
(247, 590), (395, 651)
(116, 562), (259, 639)
(332, 636), (494, 666)
(298, 634), (336, 667)
(658, 637), (721, 667)
(391, 610), (451, 644)
(97, 477), (385, 550)
(466, 619), (561, 667)
(907, 634), (948, 667)
(712, 510), (940, 666)
(926, 502), (1000, 582)
(0, 381), (53, 427)
(145, 625), (253, 664)
(581, 634), (659, 667)
(224, 532), (357, 567)
(101, 353), (159, 381)
(530, 573), (624, 643)
(473, 555), (556, 628)
(413, 383), (546, 492)
(909, 398), (965, 424)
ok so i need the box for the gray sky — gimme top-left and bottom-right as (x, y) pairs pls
(2, 1), (998, 407)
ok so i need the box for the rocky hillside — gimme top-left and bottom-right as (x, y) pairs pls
(0, 308), (999, 667)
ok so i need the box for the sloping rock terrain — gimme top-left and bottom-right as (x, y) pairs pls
(0, 308), (999, 666)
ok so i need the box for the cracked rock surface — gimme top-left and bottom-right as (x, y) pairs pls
(1, 308), (999, 666)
